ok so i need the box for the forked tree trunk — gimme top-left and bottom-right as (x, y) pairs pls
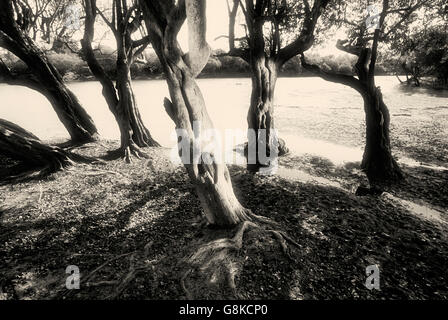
(247, 57), (288, 173)
(81, 0), (158, 162)
(361, 86), (403, 185)
(0, 1), (98, 143)
(0, 119), (89, 175)
(160, 53), (252, 227)
(144, 0), (252, 227)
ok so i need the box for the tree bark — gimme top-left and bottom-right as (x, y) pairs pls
(361, 87), (403, 185)
(0, 119), (90, 177)
(115, 59), (160, 158)
(227, 0), (239, 52)
(0, 1), (98, 144)
(237, 0), (330, 173)
(142, 0), (252, 227)
(356, 47), (403, 186)
(247, 56), (288, 173)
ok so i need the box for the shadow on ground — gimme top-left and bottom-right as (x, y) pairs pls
(1, 144), (447, 300)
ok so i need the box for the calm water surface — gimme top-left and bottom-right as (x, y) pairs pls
(1, 76), (447, 164)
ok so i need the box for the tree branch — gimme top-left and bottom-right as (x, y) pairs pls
(184, 0), (210, 77)
(300, 54), (364, 93)
(277, 0), (330, 65)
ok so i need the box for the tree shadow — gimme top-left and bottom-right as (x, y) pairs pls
(390, 164), (448, 211)
(1, 163), (447, 300)
(230, 166), (448, 299)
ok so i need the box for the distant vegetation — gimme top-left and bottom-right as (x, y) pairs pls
(0, 47), (393, 82)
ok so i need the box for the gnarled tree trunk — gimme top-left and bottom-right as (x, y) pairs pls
(142, 0), (252, 227)
(247, 56), (288, 173)
(355, 48), (403, 186)
(81, 0), (158, 162)
(0, 0), (98, 144)
(115, 59), (160, 158)
(301, 43), (403, 186)
(0, 119), (92, 180)
(236, 0), (329, 174)
(361, 86), (403, 185)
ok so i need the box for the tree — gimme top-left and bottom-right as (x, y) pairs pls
(383, 0), (447, 88)
(14, 0), (80, 52)
(138, 2), (298, 298)
(0, 118), (94, 183)
(395, 26), (448, 87)
(299, 0), (434, 186)
(81, 0), (159, 162)
(225, 0), (331, 173)
(0, 0), (98, 144)
(139, 0), (253, 227)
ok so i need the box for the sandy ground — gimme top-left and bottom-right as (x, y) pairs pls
(1, 77), (447, 300)
(0, 137), (447, 299)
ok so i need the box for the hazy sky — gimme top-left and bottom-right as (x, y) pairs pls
(85, 0), (341, 55)
(92, 0), (230, 51)
(170, 1), (341, 55)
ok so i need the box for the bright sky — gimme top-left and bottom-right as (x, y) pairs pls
(83, 0), (342, 56)
(92, 0), (230, 52)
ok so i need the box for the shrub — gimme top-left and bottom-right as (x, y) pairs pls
(217, 56), (249, 73)
(203, 56), (222, 73)
(46, 52), (85, 76)
(144, 51), (162, 74)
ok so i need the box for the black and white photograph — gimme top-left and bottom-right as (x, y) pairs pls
(0, 0), (447, 309)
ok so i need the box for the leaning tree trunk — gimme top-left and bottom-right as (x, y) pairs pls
(0, 119), (91, 178)
(361, 86), (403, 186)
(246, 57), (288, 173)
(0, 1), (98, 143)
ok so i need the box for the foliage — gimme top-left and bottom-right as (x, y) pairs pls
(396, 27), (448, 85)
(46, 52), (85, 76)
(216, 55), (250, 73)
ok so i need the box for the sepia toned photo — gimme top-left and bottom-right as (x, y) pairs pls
(0, 0), (447, 308)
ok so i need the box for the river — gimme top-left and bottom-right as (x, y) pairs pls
(1, 76), (447, 165)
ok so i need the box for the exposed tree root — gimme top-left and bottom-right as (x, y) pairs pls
(103, 142), (150, 163)
(180, 219), (299, 299)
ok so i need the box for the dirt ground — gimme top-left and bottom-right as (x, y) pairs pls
(0, 137), (447, 300)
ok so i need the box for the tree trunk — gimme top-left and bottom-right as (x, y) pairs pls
(355, 48), (403, 186)
(162, 66), (252, 227)
(227, 0), (239, 52)
(247, 57), (288, 173)
(0, 1), (98, 143)
(80, 0), (159, 162)
(361, 86), (403, 185)
(115, 60), (160, 160)
(144, 1), (252, 227)
(0, 119), (90, 177)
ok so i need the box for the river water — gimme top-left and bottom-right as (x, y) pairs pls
(1, 76), (447, 165)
